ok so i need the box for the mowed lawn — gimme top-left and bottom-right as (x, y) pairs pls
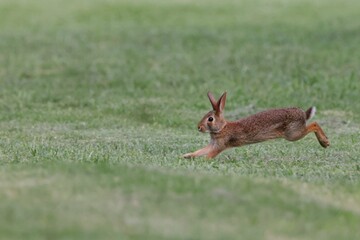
(1, 0), (360, 239)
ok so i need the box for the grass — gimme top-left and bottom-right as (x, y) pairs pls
(1, 0), (360, 239)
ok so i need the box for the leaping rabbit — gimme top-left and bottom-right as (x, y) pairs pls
(183, 92), (330, 159)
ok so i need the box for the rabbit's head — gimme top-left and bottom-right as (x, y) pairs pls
(197, 92), (227, 133)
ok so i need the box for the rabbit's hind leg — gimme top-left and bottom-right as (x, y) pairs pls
(305, 122), (330, 148)
(283, 121), (329, 148)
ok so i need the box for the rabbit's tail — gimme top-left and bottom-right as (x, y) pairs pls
(305, 106), (316, 120)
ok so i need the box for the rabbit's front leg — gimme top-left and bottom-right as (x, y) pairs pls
(183, 144), (215, 159)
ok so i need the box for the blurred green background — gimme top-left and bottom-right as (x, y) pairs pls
(0, 0), (359, 239)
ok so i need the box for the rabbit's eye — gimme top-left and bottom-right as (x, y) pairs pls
(208, 117), (214, 122)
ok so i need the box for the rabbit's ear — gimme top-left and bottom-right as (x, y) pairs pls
(216, 92), (227, 114)
(207, 92), (218, 111)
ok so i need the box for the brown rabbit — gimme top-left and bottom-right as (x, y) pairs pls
(183, 92), (330, 159)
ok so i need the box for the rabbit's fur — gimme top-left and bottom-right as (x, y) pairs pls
(183, 92), (329, 159)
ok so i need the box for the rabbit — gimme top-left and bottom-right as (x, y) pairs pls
(183, 92), (330, 159)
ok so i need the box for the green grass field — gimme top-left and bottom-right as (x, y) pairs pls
(1, 0), (360, 239)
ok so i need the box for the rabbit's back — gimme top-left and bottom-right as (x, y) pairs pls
(221, 108), (307, 146)
(239, 107), (306, 129)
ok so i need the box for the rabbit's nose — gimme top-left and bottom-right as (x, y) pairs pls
(198, 126), (203, 131)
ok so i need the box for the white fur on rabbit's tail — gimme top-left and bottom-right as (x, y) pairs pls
(305, 106), (316, 120)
